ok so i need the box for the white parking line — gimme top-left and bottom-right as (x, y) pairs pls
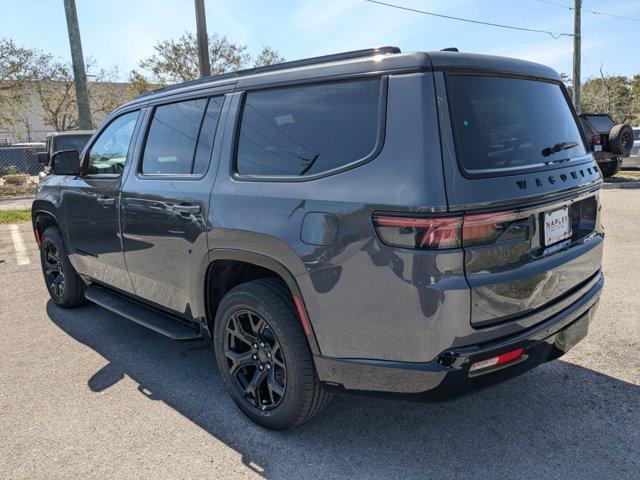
(9, 224), (30, 265)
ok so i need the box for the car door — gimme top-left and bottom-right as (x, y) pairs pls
(121, 95), (228, 316)
(65, 109), (141, 292)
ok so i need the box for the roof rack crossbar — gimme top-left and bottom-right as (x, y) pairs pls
(136, 46), (401, 99)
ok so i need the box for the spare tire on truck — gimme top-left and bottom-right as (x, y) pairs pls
(608, 123), (634, 155)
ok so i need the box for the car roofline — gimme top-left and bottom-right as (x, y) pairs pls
(117, 47), (561, 111)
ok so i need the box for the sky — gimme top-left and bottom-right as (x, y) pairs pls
(2, 0), (639, 82)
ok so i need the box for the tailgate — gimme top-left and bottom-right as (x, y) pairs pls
(434, 71), (605, 326)
(463, 189), (603, 325)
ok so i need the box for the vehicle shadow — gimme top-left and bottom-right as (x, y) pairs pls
(46, 301), (639, 479)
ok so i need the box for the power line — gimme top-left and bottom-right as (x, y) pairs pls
(536, 0), (640, 23)
(364, 0), (574, 38)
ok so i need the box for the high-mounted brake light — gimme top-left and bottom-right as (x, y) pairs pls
(469, 347), (525, 373)
(372, 209), (522, 250)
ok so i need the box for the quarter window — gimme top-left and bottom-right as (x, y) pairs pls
(236, 79), (382, 177)
(86, 110), (139, 175)
(141, 97), (223, 175)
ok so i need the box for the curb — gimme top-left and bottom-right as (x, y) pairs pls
(602, 181), (640, 189)
(0, 196), (36, 203)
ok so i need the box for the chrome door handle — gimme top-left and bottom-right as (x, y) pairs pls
(96, 197), (115, 206)
(172, 204), (200, 214)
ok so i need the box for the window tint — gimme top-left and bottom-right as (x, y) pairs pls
(583, 115), (614, 134)
(87, 111), (139, 175)
(448, 75), (587, 175)
(236, 79), (381, 177)
(55, 135), (92, 153)
(193, 96), (224, 175)
(142, 97), (222, 175)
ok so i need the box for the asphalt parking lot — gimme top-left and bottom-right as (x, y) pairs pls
(1, 188), (639, 479)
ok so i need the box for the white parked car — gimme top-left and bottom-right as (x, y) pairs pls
(622, 127), (640, 169)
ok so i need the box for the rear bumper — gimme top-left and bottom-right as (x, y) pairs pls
(315, 272), (603, 397)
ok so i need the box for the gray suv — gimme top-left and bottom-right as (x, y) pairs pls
(32, 47), (604, 430)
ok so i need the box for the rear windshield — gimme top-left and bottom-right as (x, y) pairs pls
(583, 115), (614, 133)
(54, 135), (92, 153)
(447, 75), (587, 175)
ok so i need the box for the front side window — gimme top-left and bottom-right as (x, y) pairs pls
(447, 75), (587, 175)
(236, 78), (382, 177)
(86, 111), (139, 175)
(141, 97), (223, 175)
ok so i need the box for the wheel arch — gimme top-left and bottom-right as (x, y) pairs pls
(201, 249), (320, 355)
(31, 202), (63, 247)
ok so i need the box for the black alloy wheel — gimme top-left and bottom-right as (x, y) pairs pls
(213, 278), (330, 430)
(39, 226), (86, 308)
(224, 309), (287, 411)
(43, 239), (65, 299)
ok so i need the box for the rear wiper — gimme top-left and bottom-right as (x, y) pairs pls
(541, 141), (579, 157)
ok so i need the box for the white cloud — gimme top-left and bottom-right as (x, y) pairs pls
(496, 35), (618, 77)
(290, 0), (482, 56)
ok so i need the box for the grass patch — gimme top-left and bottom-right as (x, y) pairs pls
(0, 183), (37, 199)
(605, 170), (640, 183)
(618, 170), (640, 179)
(0, 209), (31, 224)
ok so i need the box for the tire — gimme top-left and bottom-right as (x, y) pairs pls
(599, 159), (622, 178)
(213, 278), (330, 430)
(609, 123), (634, 155)
(39, 226), (86, 308)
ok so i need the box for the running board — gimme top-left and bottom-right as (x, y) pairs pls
(85, 285), (202, 341)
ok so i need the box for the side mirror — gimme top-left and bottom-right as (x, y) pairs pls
(51, 150), (80, 176)
(36, 151), (50, 164)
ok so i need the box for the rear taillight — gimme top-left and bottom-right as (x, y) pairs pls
(462, 211), (520, 246)
(372, 215), (461, 249)
(591, 134), (602, 146)
(372, 210), (521, 250)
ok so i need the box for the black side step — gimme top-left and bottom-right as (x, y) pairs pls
(85, 285), (202, 341)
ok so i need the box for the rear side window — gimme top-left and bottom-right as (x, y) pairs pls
(236, 78), (382, 177)
(583, 115), (614, 133)
(447, 75), (587, 175)
(142, 97), (223, 175)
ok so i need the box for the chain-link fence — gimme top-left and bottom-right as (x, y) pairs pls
(0, 143), (46, 175)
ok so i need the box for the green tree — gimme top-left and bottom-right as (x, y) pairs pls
(136, 32), (284, 85)
(36, 58), (124, 131)
(0, 38), (48, 138)
(580, 68), (640, 125)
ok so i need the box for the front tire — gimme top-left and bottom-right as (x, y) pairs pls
(213, 278), (330, 430)
(39, 227), (86, 308)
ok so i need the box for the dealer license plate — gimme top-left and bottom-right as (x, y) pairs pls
(543, 207), (572, 246)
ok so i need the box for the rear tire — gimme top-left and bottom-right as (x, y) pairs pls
(599, 159), (622, 178)
(39, 227), (86, 308)
(213, 278), (330, 430)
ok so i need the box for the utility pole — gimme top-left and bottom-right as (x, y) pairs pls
(194, 0), (211, 77)
(63, 0), (92, 130)
(572, 0), (581, 112)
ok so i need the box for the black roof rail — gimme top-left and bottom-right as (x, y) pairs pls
(136, 46), (401, 99)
